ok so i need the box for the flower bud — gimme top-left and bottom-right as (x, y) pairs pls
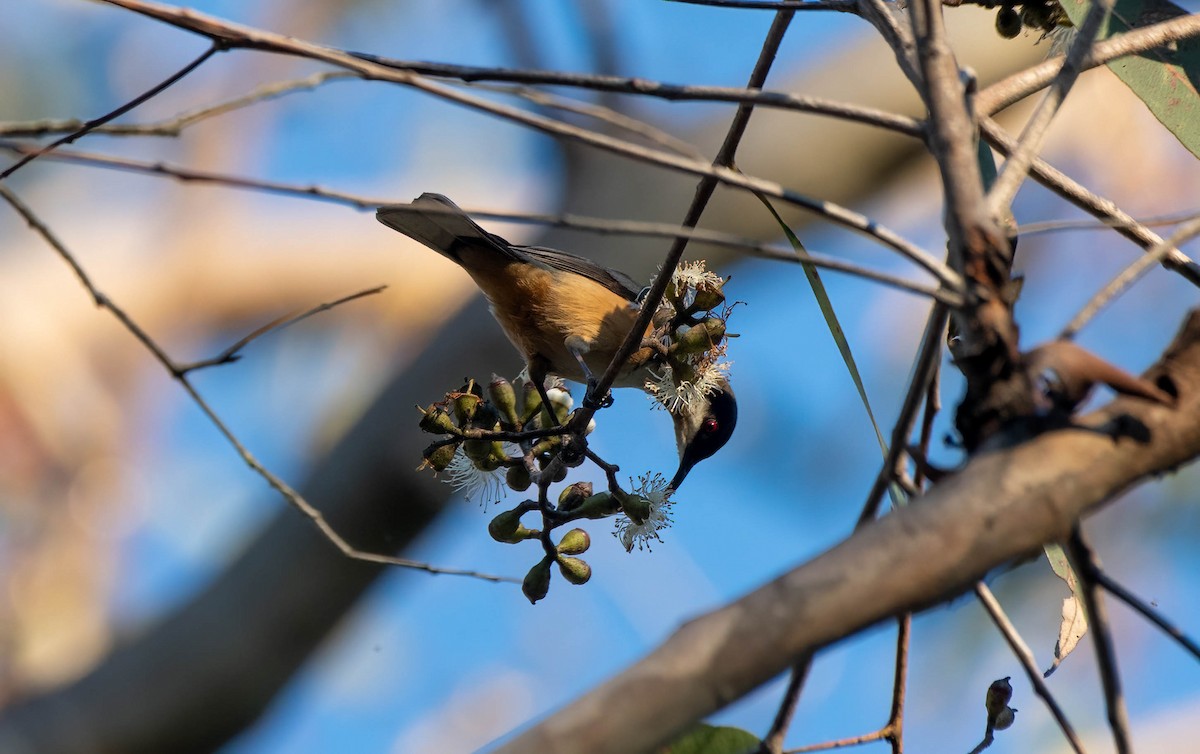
(418, 404), (458, 435)
(488, 507), (536, 543)
(688, 286), (725, 313)
(522, 556), (554, 604)
(421, 442), (459, 472)
(618, 488), (651, 526)
(506, 464), (532, 492)
(532, 437), (561, 457)
(462, 438), (493, 462)
(453, 391), (482, 425)
(488, 374), (520, 427)
(993, 707), (1017, 731)
(570, 492), (620, 520)
(521, 382), (543, 424)
(556, 528), (591, 555)
(558, 482), (593, 512)
(556, 555), (592, 585)
(671, 317), (725, 356)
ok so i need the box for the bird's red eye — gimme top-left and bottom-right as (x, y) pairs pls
(701, 418), (719, 435)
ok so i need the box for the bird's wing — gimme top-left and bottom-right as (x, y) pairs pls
(376, 193), (521, 263)
(515, 245), (643, 302)
(378, 194), (644, 302)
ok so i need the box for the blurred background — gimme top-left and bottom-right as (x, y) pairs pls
(1, 1), (1198, 751)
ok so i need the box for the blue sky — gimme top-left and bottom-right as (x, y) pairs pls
(5, 1), (1200, 752)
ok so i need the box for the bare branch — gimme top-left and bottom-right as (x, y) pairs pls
(981, 118), (1200, 286)
(177, 285), (388, 374)
(0, 71), (356, 138)
(1066, 528), (1133, 754)
(973, 583), (1087, 754)
(759, 655), (814, 754)
(91, 1), (944, 282)
(1062, 216), (1200, 339)
(1094, 570), (1200, 661)
(0, 185), (515, 584)
(978, 14), (1200, 116)
(985, 0), (1114, 213)
(496, 307), (1200, 752)
(0, 43), (221, 180)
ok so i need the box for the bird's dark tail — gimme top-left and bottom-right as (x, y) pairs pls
(376, 193), (518, 263)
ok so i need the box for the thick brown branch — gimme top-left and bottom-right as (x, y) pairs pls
(495, 309), (1200, 754)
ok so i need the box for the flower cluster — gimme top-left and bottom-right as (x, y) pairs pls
(644, 261), (734, 413)
(417, 376), (578, 509)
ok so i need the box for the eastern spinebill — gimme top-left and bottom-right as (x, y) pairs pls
(376, 193), (736, 489)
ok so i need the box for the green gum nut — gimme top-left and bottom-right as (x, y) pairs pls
(488, 374), (520, 426)
(418, 405), (458, 434)
(689, 286), (725, 313)
(488, 507), (536, 543)
(521, 383), (543, 424)
(556, 528), (591, 555)
(506, 464), (532, 492)
(462, 437), (492, 462)
(453, 391), (481, 424)
(522, 556), (554, 604)
(570, 492), (619, 520)
(556, 555), (592, 585)
(422, 442), (459, 472)
(558, 482), (593, 512)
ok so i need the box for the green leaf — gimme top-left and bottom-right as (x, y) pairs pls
(1058, 0), (1200, 158)
(659, 724), (761, 754)
(753, 196), (889, 458)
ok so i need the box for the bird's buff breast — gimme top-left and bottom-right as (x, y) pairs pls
(475, 264), (652, 386)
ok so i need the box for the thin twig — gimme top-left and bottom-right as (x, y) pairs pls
(857, 303), (949, 526)
(588, 9), (797, 408)
(345, 56), (921, 137)
(0, 70), (356, 138)
(1017, 208), (1200, 237)
(93, 0), (949, 287)
(0, 43), (222, 180)
(0, 185), (516, 584)
(885, 614), (910, 753)
(1094, 570), (1200, 661)
(759, 654), (814, 754)
(785, 729), (887, 753)
(980, 118), (1200, 286)
(977, 14), (1200, 116)
(177, 285), (388, 373)
(0, 140), (962, 303)
(1066, 527), (1132, 754)
(667, 0), (857, 10)
(1061, 215), (1200, 339)
(973, 583), (1088, 754)
(986, 0), (1114, 214)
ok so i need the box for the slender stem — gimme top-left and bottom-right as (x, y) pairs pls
(973, 583), (1088, 754)
(0, 43), (221, 180)
(0, 185), (516, 584)
(1067, 528), (1132, 754)
(986, 0), (1114, 214)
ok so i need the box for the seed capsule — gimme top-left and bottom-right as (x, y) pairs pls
(556, 555), (592, 585)
(522, 556), (554, 604)
(556, 528), (591, 555)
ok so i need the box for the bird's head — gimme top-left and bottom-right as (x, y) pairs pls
(668, 380), (737, 490)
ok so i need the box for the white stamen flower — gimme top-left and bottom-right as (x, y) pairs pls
(613, 473), (675, 552)
(672, 260), (724, 292)
(443, 445), (509, 509)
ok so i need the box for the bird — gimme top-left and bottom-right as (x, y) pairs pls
(376, 192), (736, 489)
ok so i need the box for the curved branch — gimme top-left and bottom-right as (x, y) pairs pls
(496, 309), (1200, 754)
